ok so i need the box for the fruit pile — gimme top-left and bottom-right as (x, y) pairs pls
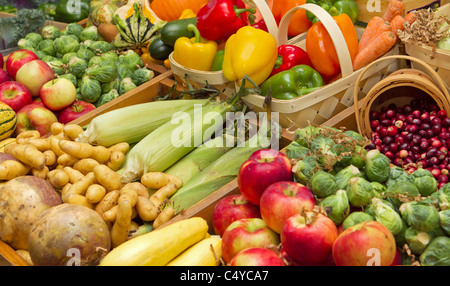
(366, 98), (450, 188)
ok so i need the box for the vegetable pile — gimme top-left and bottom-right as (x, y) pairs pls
(18, 23), (155, 107)
(366, 98), (450, 189)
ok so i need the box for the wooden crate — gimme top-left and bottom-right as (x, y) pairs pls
(355, 0), (449, 25)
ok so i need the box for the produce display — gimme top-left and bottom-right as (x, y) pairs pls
(0, 0), (449, 269)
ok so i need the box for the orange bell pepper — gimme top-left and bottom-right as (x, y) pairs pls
(305, 13), (358, 78)
(272, 0), (312, 37)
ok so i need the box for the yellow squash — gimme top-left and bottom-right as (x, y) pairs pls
(0, 102), (16, 141)
(99, 217), (208, 266)
(166, 236), (222, 266)
(0, 138), (16, 153)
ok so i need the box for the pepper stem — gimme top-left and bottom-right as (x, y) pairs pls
(234, 6), (257, 18)
(187, 23), (202, 43)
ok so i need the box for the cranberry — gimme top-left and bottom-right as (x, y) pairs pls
(432, 124), (442, 135)
(420, 122), (431, 130)
(420, 112), (430, 123)
(403, 104), (413, 114)
(387, 126), (398, 136)
(386, 109), (396, 119)
(438, 174), (449, 184)
(381, 119), (391, 126)
(383, 136), (394, 145)
(371, 120), (380, 129)
(442, 117), (450, 128)
(412, 110), (422, 118)
(441, 168), (449, 176)
(393, 157), (403, 166)
(437, 110), (447, 119)
(396, 114), (406, 121)
(385, 151), (395, 160)
(398, 149), (408, 159)
(431, 168), (441, 178)
(425, 129), (435, 138)
(420, 140), (430, 150)
(369, 110), (380, 120)
(405, 115), (414, 124)
(432, 140), (443, 149)
(429, 157), (440, 166)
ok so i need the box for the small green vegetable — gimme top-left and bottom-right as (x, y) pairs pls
(400, 202), (440, 232)
(346, 176), (374, 207)
(420, 236), (450, 266)
(364, 149), (390, 183)
(342, 211), (374, 230)
(319, 189), (350, 225)
(310, 170), (338, 198)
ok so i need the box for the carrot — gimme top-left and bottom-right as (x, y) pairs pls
(358, 17), (391, 53)
(390, 15), (406, 38)
(353, 31), (397, 71)
(383, 0), (405, 22)
(404, 11), (417, 24)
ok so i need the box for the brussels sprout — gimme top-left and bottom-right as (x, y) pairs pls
(294, 126), (322, 147)
(319, 189), (350, 225)
(372, 197), (404, 235)
(344, 130), (364, 143)
(364, 149), (390, 183)
(68, 57), (88, 79)
(439, 209), (450, 235)
(437, 184), (450, 210)
(118, 50), (143, 72)
(41, 25), (61, 40)
(400, 202), (440, 232)
(101, 79), (120, 94)
(394, 220), (408, 247)
(77, 46), (96, 62)
(310, 135), (339, 169)
(96, 89), (119, 107)
(116, 63), (133, 81)
(101, 51), (119, 62)
(386, 181), (420, 207)
(79, 26), (99, 42)
(293, 156), (319, 185)
(35, 50), (47, 60)
(59, 73), (78, 88)
(66, 22), (84, 37)
(119, 77), (136, 95)
(88, 56), (102, 67)
(42, 55), (57, 63)
(62, 52), (78, 64)
(346, 176), (375, 207)
(38, 39), (56, 56)
(335, 165), (362, 190)
(342, 211), (374, 230)
(419, 236), (450, 266)
(86, 61), (118, 83)
(53, 35), (80, 56)
(47, 59), (65, 75)
(349, 145), (367, 170)
(385, 166), (413, 189)
(17, 38), (36, 49)
(405, 227), (437, 255)
(80, 76), (102, 103)
(24, 32), (43, 46)
(411, 168), (438, 197)
(310, 170), (338, 198)
(91, 41), (114, 54)
(131, 68), (154, 86)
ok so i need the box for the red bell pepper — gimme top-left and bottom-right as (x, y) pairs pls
(196, 0), (256, 41)
(270, 45), (312, 76)
(251, 19), (268, 32)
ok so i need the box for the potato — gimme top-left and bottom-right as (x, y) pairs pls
(0, 160), (31, 180)
(63, 124), (84, 141)
(28, 204), (111, 266)
(58, 140), (95, 159)
(95, 190), (120, 217)
(73, 158), (100, 175)
(0, 176), (62, 250)
(50, 122), (64, 135)
(93, 165), (122, 191)
(47, 169), (70, 190)
(85, 184), (107, 204)
(91, 146), (111, 163)
(106, 151), (125, 171)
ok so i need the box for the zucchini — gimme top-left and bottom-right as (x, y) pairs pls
(160, 17), (197, 47)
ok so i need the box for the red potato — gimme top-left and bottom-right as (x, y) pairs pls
(28, 203), (111, 266)
(0, 176), (62, 250)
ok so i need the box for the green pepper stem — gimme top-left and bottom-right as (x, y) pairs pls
(187, 23), (202, 43)
(234, 6), (257, 18)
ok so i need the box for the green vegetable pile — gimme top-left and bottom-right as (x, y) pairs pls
(18, 23), (155, 107)
(286, 125), (450, 266)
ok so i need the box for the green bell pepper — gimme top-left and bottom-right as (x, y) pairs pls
(260, 65), (324, 100)
(54, 0), (90, 23)
(306, 0), (359, 24)
(211, 50), (225, 71)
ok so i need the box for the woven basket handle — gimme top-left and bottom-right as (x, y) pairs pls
(353, 54), (450, 136)
(252, 0), (279, 43)
(277, 3), (353, 77)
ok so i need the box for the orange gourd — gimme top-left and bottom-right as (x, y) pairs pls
(150, 0), (208, 22)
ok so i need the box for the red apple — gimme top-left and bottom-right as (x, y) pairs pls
(5, 49), (39, 80)
(238, 149), (293, 205)
(260, 181), (316, 234)
(281, 211), (338, 266)
(32, 97), (45, 107)
(391, 247), (403, 266)
(221, 218), (280, 263)
(332, 221), (397, 266)
(58, 100), (96, 124)
(0, 69), (9, 85)
(211, 194), (261, 236)
(0, 81), (33, 112)
(40, 78), (77, 111)
(15, 60), (54, 97)
(15, 104), (58, 137)
(230, 247), (286, 266)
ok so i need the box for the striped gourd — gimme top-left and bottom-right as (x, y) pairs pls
(0, 102), (16, 140)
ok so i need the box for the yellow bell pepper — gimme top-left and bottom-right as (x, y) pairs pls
(173, 24), (218, 71)
(222, 26), (278, 87)
(179, 8), (196, 19)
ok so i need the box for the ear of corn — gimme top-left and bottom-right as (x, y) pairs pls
(119, 100), (236, 183)
(99, 217), (208, 266)
(76, 99), (209, 147)
(166, 236), (222, 266)
(169, 133), (270, 212)
(163, 134), (236, 185)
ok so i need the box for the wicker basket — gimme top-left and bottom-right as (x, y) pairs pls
(168, 0), (278, 97)
(353, 54), (450, 139)
(238, 3), (400, 133)
(403, 3), (450, 92)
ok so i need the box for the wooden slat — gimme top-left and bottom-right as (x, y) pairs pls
(0, 240), (29, 266)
